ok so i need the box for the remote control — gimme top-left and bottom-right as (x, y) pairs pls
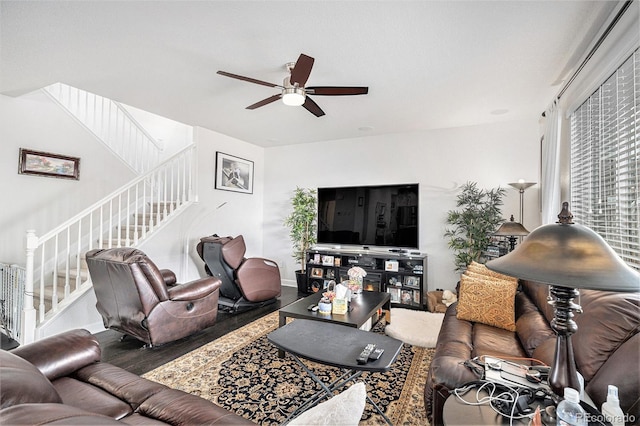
(311, 306), (319, 312)
(368, 348), (384, 360)
(357, 344), (376, 364)
(307, 304), (316, 311)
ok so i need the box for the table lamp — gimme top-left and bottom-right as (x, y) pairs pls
(494, 214), (530, 252)
(486, 202), (640, 397)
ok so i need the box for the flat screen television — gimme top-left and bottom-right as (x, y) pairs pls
(317, 183), (419, 249)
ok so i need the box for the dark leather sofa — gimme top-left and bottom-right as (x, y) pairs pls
(425, 280), (640, 425)
(0, 329), (252, 424)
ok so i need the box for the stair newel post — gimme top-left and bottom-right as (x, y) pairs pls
(22, 230), (38, 344)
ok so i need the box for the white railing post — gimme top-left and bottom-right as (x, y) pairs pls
(22, 230), (38, 344)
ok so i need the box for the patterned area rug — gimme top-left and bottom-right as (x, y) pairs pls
(143, 312), (435, 425)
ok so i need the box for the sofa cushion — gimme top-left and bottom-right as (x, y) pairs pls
(52, 377), (134, 420)
(471, 323), (527, 360)
(572, 289), (640, 382)
(456, 273), (518, 331)
(0, 350), (62, 408)
(515, 292), (556, 357)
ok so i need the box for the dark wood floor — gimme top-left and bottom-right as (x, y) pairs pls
(95, 286), (301, 376)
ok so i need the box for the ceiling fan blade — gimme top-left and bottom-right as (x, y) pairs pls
(302, 96), (325, 117)
(246, 94), (282, 110)
(306, 86), (369, 96)
(217, 71), (281, 88)
(290, 54), (314, 87)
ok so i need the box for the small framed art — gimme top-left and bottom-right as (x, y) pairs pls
(215, 152), (254, 194)
(310, 268), (324, 278)
(18, 148), (80, 180)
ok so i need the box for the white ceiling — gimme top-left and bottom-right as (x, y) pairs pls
(0, 1), (618, 147)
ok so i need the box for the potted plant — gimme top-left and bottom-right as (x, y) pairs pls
(284, 187), (317, 293)
(444, 181), (506, 272)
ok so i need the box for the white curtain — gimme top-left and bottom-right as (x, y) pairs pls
(540, 101), (562, 225)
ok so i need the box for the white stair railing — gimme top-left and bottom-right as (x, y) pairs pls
(0, 263), (25, 343)
(44, 83), (163, 174)
(20, 145), (196, 344)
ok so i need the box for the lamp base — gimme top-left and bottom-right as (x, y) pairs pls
(548, 285), (582, 397)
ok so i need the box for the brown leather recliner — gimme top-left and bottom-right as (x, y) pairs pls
(86, 247), (221, 346)
(197, 234), (281, 313)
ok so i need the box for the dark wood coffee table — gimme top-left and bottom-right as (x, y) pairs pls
(278, 290), (391, 328)
(277, 291), (391, 357)
(268, 319), (403, 424)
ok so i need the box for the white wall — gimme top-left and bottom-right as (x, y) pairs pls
(263, 118), (541, 291)
(1, 87), (541, 338)
(0, 91), (135, 264)
(139, 126), (266, 282)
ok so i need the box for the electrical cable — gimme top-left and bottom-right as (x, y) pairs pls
(452, 380), (544, 426)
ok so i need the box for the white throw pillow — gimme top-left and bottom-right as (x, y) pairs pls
(289, 382), (367, 426)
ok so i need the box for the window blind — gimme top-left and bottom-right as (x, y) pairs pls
(570, 48), (639, 270)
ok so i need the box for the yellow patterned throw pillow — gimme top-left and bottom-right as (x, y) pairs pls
(467, 261), (518, 282)
(456, 267), (518, 332)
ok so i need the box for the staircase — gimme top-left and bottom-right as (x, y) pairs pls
(14, 84), (197, 345)
(44, 83), (164, 174)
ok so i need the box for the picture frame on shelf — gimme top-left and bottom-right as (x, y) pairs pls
(310, 268), (324, 278)
(388, 287), (401, 303)
(19, 148), (80, 180)
(322, 255), (334, 266)
(215, 151), (254, 194)
(413, 290), (421, 305)
(404, 276), (420, 288)
(401, 290), (412, 304)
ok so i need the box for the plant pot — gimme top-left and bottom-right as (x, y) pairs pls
(295, 270), (309, 294)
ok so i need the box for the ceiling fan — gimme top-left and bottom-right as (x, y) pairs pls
(217, 53), (368, 117)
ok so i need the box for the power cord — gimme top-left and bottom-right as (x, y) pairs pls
(452, 380), (540, 426)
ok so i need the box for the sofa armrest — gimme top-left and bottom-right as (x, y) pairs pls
(11, 329), (101, 381)
(160, 269), (177, 286)
(168, 277), (221, 301)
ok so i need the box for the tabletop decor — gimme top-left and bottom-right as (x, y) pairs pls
(331, 282), (350, 314)
(347, 266), (367, 294)
(318, 281), (336, 314)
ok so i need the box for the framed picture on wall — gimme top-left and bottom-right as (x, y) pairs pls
(18, 148), (80, 180)
(215, 152), (254, 194)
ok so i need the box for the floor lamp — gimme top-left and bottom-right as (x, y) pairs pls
(508, 180), (536, 225)
(487, 202), (640, 397)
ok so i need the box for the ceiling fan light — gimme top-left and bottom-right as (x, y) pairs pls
(282, 87), (305, 106)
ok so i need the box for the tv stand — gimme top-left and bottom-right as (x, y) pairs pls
(305, 247), (428, 311)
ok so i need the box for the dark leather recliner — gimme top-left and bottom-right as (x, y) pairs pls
(197, 235), (281, 312)
(86, 247), (221, 346)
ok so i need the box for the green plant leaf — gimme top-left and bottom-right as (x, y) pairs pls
(444, 182), (505, 272)
(284, 187), (317, 271)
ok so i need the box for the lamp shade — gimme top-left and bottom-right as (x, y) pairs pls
(487, 203), (640, 291)
(508, 181), (536, 191)
(494, 215), (529, 237)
